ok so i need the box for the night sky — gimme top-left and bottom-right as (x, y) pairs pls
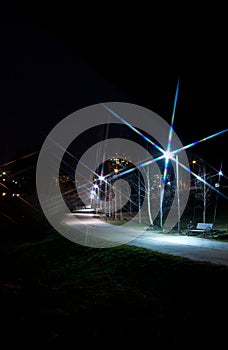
(0, 4), (227, 174)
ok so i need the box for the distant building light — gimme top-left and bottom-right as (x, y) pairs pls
(2, 192), (6, 197)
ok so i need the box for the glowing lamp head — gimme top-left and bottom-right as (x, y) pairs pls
(164, 150), (174, 161)
(98, 175), (105, 181)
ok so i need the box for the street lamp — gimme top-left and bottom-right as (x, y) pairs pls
(213, 164), (223, 224)
(175, 154), (181, 233)
(97, 175), (105, 211)
(98, 175), (105, 182)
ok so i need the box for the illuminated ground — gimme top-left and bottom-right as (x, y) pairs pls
(130, 231), (228, 266)
(63, 212), (228, 266)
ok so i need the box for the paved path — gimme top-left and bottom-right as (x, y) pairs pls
(129, 231), (228, 266)
(67, 214), (228, 266)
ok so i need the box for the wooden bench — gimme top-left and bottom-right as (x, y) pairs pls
(188, 223), (214, 237)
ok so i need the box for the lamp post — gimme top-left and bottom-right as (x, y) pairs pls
(138, 169), (142, 224)
(160, 175), (164, 229)
(175, 154), (181, 233)
(213, 166), (223, 224)
(93, 183), (99, 210)
(98, 175), (105, 211)
(114, 168), (120, 220)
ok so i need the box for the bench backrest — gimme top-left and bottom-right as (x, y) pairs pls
(196, 223), (213, 230)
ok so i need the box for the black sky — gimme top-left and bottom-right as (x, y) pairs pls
(0, 3), (227, 174)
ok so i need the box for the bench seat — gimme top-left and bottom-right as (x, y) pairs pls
(188, 223), (214, 237)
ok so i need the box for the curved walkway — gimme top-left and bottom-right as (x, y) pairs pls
(129, 231), (228, 266)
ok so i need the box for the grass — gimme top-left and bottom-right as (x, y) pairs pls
(1, 174), (227, 345)
(0, 196), (227, 345)
(1, 226), (228, 347)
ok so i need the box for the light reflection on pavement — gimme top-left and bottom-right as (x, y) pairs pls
(65, 213), (228, 266)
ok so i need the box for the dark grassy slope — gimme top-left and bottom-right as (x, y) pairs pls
(0, 231), (227, 347)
